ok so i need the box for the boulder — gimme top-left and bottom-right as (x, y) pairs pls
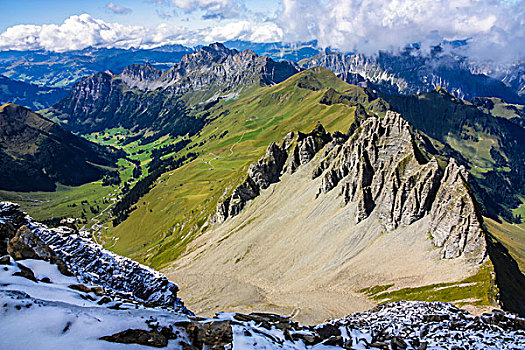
(7, 226), (55, 261)
(100, 329), (168, 348)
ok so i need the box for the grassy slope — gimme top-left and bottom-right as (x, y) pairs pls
(359, 263), (495, 307)
(485, 216), (525, 271)
(108, 67), (380, 268)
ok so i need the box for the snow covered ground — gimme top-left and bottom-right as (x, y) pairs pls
(2, 257), (524, 349)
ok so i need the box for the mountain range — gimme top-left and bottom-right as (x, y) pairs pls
(300, 49), (524, 104)
(1, 42), (523, 106)
(46, 43), (298, 135)
(0, 42), (524, 329)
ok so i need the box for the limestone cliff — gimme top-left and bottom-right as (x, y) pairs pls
(315, 111), (486, 262)
(214, 123), (332, 223)
(214, 110), (487, 262)
(430, 158), (487, 261)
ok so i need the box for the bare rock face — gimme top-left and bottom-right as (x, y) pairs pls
(0, 202), (26, 255)
(288, 123), (333, 173)
(0, 201), (189, 312)
(215, 124), (332, 223)
(429, 159), (487, 262)
(317, 111), (442, 229)
(248, 142), (289, 190)
(214, 110), (487, 262)
(7, 225), (55, 261)
(313, 111), (486, 261)
(215, 141), (288, 224)
(100, 329), (168, 348)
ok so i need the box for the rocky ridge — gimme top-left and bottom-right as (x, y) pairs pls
(121, 43), (299, 93)
(214, 110), (487, 263)
(301, 51), (523, 104)
(316, 111), (487, 262)
(214, 123), (332, 223)
(0, 202), (188, 310)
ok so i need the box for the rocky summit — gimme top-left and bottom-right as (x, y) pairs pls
(1, 203), (524, 349)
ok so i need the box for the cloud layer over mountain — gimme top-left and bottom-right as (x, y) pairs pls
(278, 0), (525, 62)
(0, 0), (523, 63)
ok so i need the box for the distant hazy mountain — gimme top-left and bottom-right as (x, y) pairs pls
(0, 75), (67, 110)
(222, 40), (323, 62)
(0, 45), (194, 87)
(0, 103), (122, 191)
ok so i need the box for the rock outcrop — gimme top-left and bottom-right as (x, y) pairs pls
(214, 110), (487, 262)
(214, 123), (332, 223)
(215, 141), (288, 223)
(0, 202), (189, 311)
(287, 123), (333, 173)
(0, 202), (26, 255)
(313, 111), (486, 262)
(430, 159), (487, 261)
(316, 111), (443, 231)
(7, 225), (56, 261)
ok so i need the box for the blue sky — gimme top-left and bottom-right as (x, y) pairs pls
(0, 0), (281, 32)
(0, 0), (523, 63)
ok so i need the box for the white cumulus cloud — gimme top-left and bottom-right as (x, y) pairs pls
(167, 0), (244, 19)
(277, 0), (525, 62)
(0, 14), (284, 52)
(0, 14), (194, 51)
(204, 21), (283, 42)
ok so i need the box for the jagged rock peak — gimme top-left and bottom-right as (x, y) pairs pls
(202, 42), (236, 56)
(215, 123), (332, 223)
(116, 42), (297, 92)
(120, 62), (163, 87)
(430, 158), (487, 262)
(287, 122), (333, 173)
(0, 202), (190, 311)
(313, 110), (486, 261)
(316, 111), (441, 228)
(214, 140), (289, 224)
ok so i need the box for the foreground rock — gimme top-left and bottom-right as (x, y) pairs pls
(0, 202), (188, 311)
(2, 257), (523, 350)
